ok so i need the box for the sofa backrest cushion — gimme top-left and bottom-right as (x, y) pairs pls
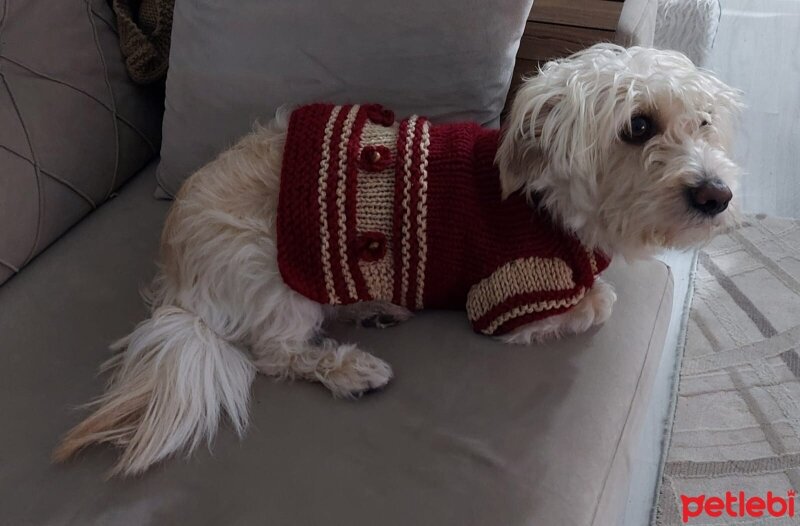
(0, 0), (163, 286)
(155, 0), (534, 197)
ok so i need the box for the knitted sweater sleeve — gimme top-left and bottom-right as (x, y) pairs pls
(465, 250), (611, 336)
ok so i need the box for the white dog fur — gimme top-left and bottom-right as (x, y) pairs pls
(54, 44), (743, 476)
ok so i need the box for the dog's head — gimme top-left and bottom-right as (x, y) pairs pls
(497, 44), (744, 258)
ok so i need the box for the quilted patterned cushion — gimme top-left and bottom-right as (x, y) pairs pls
(0, 0), (163, 286)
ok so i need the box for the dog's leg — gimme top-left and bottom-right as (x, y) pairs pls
(252, 331), (393, 398)
(331, 301), (413, 329)
(500, 279), (617, 345)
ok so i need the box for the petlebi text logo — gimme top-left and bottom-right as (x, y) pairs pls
(681, 490), (797, 523)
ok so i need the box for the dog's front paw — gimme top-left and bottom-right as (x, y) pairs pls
(563, 280), (617, 334)
(588, 280), (617, 326)
(500, 279), (616, 345)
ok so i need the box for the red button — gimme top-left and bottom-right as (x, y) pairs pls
(359, 146), (393, 171)
(357, 232), (387, 261)
(366, 105), (395, 126)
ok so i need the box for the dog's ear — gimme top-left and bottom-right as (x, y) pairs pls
(496, 80), (562, 199)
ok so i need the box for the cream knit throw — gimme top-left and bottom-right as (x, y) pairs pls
(654, 0), (721, 66)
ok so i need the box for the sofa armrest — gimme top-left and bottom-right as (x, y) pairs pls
(616, 0), (657, 46)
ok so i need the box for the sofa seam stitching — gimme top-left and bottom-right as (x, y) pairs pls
(649, 250), (698, 525)
(0, 0), (46, 267)
(0, 55), (157, 154)
(590, 266), (672, 525)
(85, 0), (121, 199)
(0, 256), (19, 273)
(0, 144), (97, 208)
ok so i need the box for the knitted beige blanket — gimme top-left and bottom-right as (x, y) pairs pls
(112, 0), (174, 84)
(656, 214), (800, 525)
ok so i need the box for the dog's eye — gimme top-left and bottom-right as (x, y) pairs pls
(701, 120), (710, 127)
(622, 116), (655, 144)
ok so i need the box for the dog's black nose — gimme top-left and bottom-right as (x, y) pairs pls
(687, 180), (733, 216)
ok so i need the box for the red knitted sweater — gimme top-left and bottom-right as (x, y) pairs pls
(277, 104), (610, 335)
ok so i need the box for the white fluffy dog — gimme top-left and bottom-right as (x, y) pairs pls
(55, 44), (742, 476)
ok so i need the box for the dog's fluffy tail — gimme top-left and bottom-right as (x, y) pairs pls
(53, 305), (255, 476)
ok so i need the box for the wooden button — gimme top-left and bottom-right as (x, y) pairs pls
(359, 146), (392, 171)
(358, 232), (387, 261)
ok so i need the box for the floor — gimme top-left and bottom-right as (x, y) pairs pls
(708, 0), (800, 219)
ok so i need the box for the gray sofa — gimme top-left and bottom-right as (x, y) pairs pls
(0, 1), (669, 525)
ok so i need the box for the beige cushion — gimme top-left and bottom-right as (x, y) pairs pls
(155, 0), (534, 197)
(0, 0), (162, 286)
(0, 163), (673, 526)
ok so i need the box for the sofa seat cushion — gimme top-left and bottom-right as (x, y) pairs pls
(0, 162), (672, 526)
